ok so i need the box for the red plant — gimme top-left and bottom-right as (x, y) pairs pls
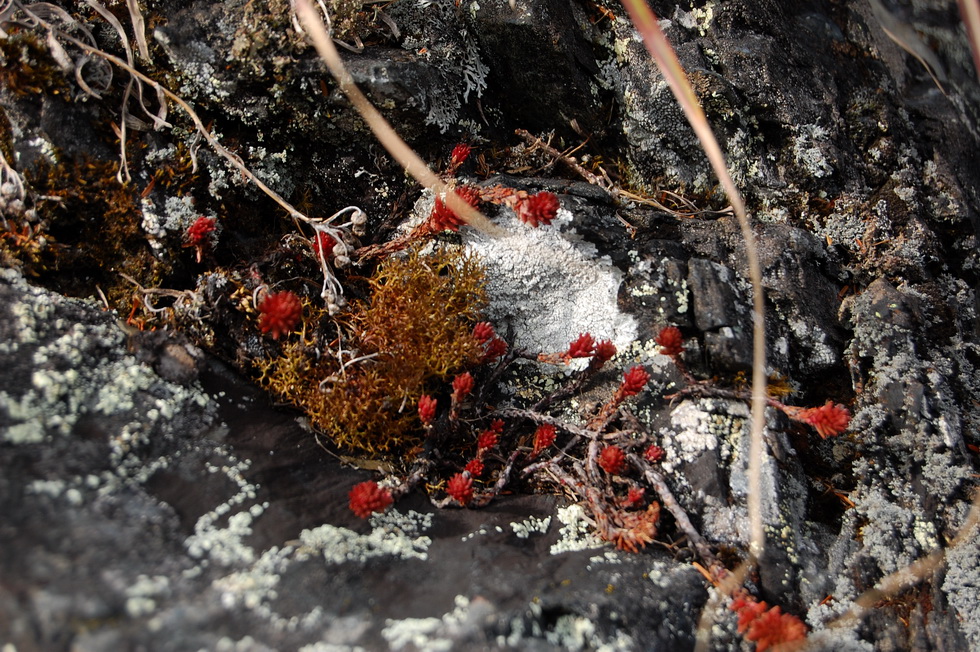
(625, 487), (646, 505)
(428, 186), (481, 233)
(618, 366), (650, 397)
(450, 143), (472, 166)
(348, 480), (393, 518)
(532, 423), (557, 456)
(730, 593), (807, 652)
(792, 401), (850, 439)
(258, 291), (303, 340)
(656, 325), (684, 357)
(312, 230), (337, 258)
(594, 339), (617, 363)
(598, 445), (627, 475)
(515, 190), (560, 227)
(644, 444), (665, 463)
(473, 321), (495, 343)
(451, 372), (475, 402)
(565, 333), (596, 360)
(477, 429), (499, 452)
(184, 216), (216, 262)
(418, 395), (437, 425)
(483, 336), (508, 362)
(446, 473), (474, 505)
(464, 458), (484, 477)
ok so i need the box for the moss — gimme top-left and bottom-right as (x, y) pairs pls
(0, 32), (72, 99)
(149, 142), (199, 197)
(258, 247), (487, 458)
(23, 155), (164, 308)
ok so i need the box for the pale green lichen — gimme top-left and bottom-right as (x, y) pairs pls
(299, 509), (433, 564)
(549, 504), (606, 555)
(511, 514), (552, 539)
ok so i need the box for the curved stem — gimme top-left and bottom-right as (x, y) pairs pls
(619, 0), (767, 561)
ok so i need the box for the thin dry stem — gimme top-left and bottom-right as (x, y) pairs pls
(827, 486), (980, 630)
(959, 0), (980, 83)
(293, 0), (502, 236)
(18, 4), (313, 226)
(619, 0), (767, 559)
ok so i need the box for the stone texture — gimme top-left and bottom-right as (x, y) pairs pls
(2, 0), (979, 650)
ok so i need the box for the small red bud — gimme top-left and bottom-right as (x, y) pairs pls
(598, 445), (627, 475)
(446, 473), (474, 505)
(656, 326), (684, 357)
(418, 395), (437, 425)
(619, 366), (650, 397)
(451, 372), (475, 402)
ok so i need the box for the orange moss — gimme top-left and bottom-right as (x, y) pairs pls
(259, 247), (487, 457)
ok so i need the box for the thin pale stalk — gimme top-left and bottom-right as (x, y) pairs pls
(18, 5), (312, 226)
(619, 0), (767, 559)
(293, 0), (501, 236)
(959, 0), (980, 83)
(827, 487), (980, 629)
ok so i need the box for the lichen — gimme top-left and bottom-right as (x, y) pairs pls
(463, 205), (637, 356)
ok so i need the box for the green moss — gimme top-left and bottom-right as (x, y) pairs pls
(258, 247), (487, 458)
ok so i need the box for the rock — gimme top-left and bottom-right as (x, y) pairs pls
(2, 0), (979, 649)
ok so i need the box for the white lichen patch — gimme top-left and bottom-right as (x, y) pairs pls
(382, 595), (491, 651)
(943, 524), (980, 649)
(124, 575), (171, 617)
(213, 545), (291, 612)
(511, 515), (551, 539)
(549, 504), (605, 555)
(787, 318), (837, 368)
(299, 509), (433, 564)
(461, 525), (492, 542)
(674, 1), (717, 37)
(0, 268), (215, 446)
(299, 643), (367, 652)
(140, 194), (206, 255)
(660, 400), (730, 474)
(792, 124), (834, 178)
(463, 207), (637, 356)
(544, 613), (635, 651)
(588, 550), (623, 569)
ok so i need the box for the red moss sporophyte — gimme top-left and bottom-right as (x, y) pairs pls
(730, 591), (807, 652)
(258, 290), (303, 340)
(446, 472), (474, 506)
(656, 325), (684, 357)
(619, 366), (651, 397)
(464, 458), (484, 477)
(348, 481), (393, 518)
(418, 395), (437, 425)
(564, 333), (596, 360)
(790, 401), (851, 439)
(599, 445), (627, 475)
(184, 216), (216, 263)
(515, 190), (560, 227)
(531, 423), (557, 457)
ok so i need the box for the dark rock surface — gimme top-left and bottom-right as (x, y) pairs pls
(2, 0), (979, 650)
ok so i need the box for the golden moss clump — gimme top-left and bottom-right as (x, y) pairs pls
(258, 247), (487, 457)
